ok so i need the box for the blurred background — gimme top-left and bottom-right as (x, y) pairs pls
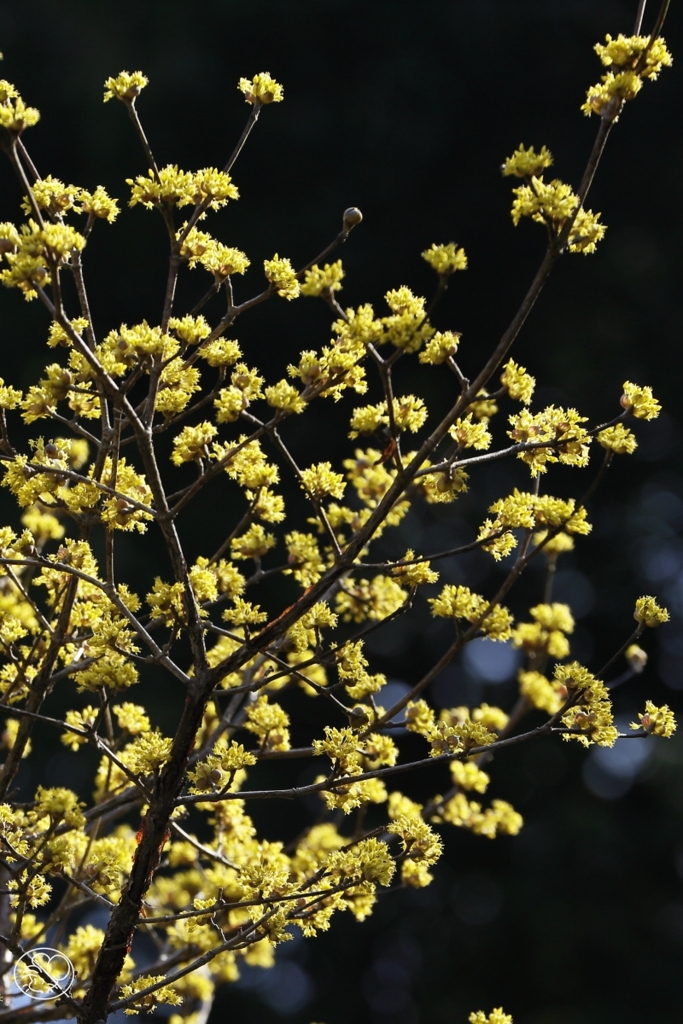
(1, 1), (682, 1023)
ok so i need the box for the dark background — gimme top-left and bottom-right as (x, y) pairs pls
(1, 2), (683, 1023)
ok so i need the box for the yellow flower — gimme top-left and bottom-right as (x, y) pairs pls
(244, 695), (290, 751)
(620, 381), (661, 419)
(231, 523), (276, 561)
(283, 531), (324, 586)
(171, 422), (217, 465)
(264, 254), (300, 299)
(78, 185), (120, 222)
(222, 598), (267, 626)
(335, 574), (407, 623)
(631, 700), (676, 738)
(265, 379), (306, 414)
(379, 286), (433, 353)
(633, 595), (669, 627)
(429, 585), (514, 640)
(301, 260), (344, 296)
(598, 423), (637, 454)
(126, 730), (173, 774)
(502, 143), (553, 178)
(0, 84), (40, 133)
(501, 358), (535, 404)
(559, 664), (617, 748)
(127, 165), (195, 209)
(582, 35), (672, 117)
(421, 242), (467, 275)
(190, 167), (239, 209)
(2, 719), (30, 757)
(238, 72), (284, 105)
(113, 703), (151, 735)
(450, 760), (490, 793)
(419, 329), (461, 365)
(390, 549), (439, 587)
(469, 1009), (513, 1024)
(168, 314), (211, 346)
(8, 870), (52, 908)
(510, 175), (606, 253)
(449, 413), (491, 450)
(120, 975), (183, 1015)
(300, 462), (346, 501)
(103, 70), (149, 103)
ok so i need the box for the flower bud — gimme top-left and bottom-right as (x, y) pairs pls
(343, 207), (363, 231)
(347, 704), (369, 728)
(625, 644), (648, 674)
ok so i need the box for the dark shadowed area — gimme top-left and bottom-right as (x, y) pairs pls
(1, 1), (682, 1023)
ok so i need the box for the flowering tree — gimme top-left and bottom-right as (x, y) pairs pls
(0, 5), (676, 1023)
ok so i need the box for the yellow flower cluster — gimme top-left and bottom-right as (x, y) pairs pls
(419, 329), (461, 365)
(103, 70), (149, 103)
(179, 225), (250, 279)
(300, 461), (346, 501)
(501, 358), (535, 404)
(512, 602), (575, 659)
(421, 242), (467, 276)
(598, 422), (637, 454)
(390, 549), (439, 588)
(0, 79), (40, 133)
(429, 585), (514, 640)
(0, 220), (86, 300)
(621, 380), (661, 419)
(502, 143), (553, 178)
(556, 662), (618, 747)
(264, 254), (300, 299)
(336, 574), (407, 623)
(437, 794), (523, 839)
(349, 394), (427, 438)
(0, 46), (675, 1023)
(449, 413), (492, 450)
(505, 145), (606, 254)
(582, 34), (672, 118)
(301, 260), (345, 296)
(336, 640), (386, 701)
(631, 701), (676, 738)
(507, 405), (591, 472)
(21, 176), (119, 223)
(469, 1009), (513, 1024)
(238, 72), (284, 105)
(633, 595), (669, 627)
(128, 166), (238, 211)
(518, 670), (565, 715)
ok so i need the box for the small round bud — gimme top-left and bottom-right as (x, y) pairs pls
(209, 768), (223, 785)
(625, 644), (648, 674)
(343, 207), (363, 231)
(347, 704), (369, 727)
(44, 444), (59, 459)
